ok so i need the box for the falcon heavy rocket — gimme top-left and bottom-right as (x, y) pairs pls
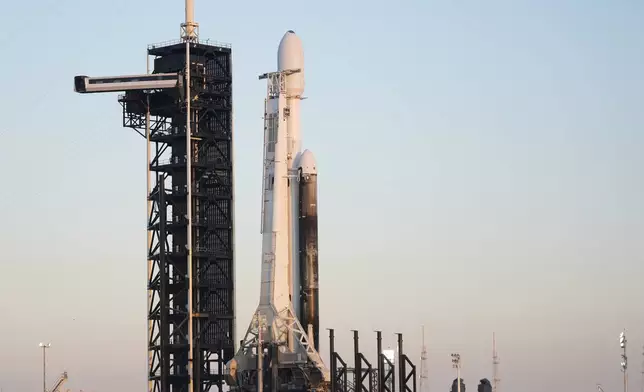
(225, 30), (327, 392)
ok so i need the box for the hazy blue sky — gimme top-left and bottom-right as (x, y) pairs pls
(0, 0), (642, 392)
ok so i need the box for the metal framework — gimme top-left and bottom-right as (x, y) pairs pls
(377, 331), (395, 392)
(328, 330), (415, 392)
(329, 329), (349, 392)
(396, 334), (416, 392)
(352, 330), (373, 392)
(119, 38), (235, 392)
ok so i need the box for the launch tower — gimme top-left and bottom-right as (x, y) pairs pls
(73, 3), (235, 392)
(130, 37), (235, 392)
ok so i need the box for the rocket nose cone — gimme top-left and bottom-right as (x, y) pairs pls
(278, 30), (305, 95)
(297, 149), (317, 175)
(278, 30), (304, 72)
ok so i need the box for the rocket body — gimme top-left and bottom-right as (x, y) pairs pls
(279, 31), (320, 352)
(258, 30), (313, 319)
(278, 30), (304, 320)
(297, 151), (319, 350)
(226, 30), (326, 387)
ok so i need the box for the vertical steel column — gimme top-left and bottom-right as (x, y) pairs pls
(377, 331), (384, 392)
(185, 38), (195, 392)
(397, 334), (404, 392)
(354, 330), (361, 392)
(329, 329), (337, 392)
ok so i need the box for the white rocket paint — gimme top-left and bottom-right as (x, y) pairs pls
(227, 30), (328, 385)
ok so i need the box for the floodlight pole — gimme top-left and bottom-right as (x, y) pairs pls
(39, 343), (51, 392)
(451, 353), (461, 392)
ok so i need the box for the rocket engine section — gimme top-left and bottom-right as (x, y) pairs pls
(297, 150), (319, 351)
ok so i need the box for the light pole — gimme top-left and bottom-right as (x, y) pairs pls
(39, 342), (51, 392)
(620, 331), (627, 392)
(451, 353), (462, 392)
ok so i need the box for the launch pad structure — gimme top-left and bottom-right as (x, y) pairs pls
(72, 2), (418, 392)
(127, 36), (236, 392)
(74, 10), (235, 392)
(327, 330), (416, 392)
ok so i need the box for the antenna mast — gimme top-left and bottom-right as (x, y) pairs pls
(640, 345), (644, 392)
(620, 330), (628, 392)
(420, 326), (429, 392)
(181, 0), (199, 41)
(493, 333), (500, 392)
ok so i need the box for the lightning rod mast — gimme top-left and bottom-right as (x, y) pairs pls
(640, 345), (644, 392)
(493, 332), (500, 392)
(620, 330), (628, 392)
(420, 326), (428, 392)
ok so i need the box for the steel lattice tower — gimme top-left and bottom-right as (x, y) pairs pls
(73, 3), (235, 392)
(119, 35), (235, 392)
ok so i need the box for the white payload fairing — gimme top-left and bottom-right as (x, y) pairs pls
(225, 31), (328, 389)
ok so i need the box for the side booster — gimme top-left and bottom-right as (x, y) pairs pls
(297, 150), (319, 351)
